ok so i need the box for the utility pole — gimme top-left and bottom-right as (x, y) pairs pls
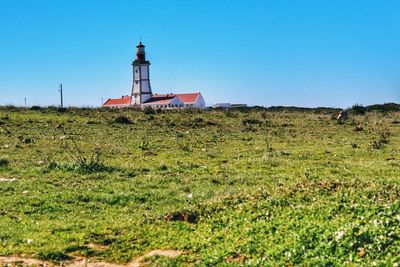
(24, 98), (27, 108)
(101, 97), (104, 106)
(58, 83), (63, 108)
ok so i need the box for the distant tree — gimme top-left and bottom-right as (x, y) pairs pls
(351, 104), (366, 115)
(30, 106), (42, 110)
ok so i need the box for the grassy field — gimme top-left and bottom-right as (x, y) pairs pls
(0, 107), (399, 266)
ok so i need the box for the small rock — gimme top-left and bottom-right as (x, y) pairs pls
(22, 191), (29, 194)
(0, 177), (15, 182)
(27, 239), (33, 244)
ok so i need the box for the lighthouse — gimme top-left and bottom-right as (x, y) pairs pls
(131, 42), (152, 105)
(103, 42), (205, 109)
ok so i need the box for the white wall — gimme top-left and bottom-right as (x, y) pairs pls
(132, 63), (152, 104)
(142, 96), (184, 109)
(194, 94), (206, 108)
(140, 65), (149, 79)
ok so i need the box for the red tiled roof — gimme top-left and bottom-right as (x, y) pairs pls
(143, 98), (174, 105)
(152, 93), (200, 103)
(175, 93), (200, 103)
(103, 92), (201, 107)
(103, 95), (132, 106)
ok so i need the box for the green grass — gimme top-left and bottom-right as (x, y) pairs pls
(0, 107), (399, 266)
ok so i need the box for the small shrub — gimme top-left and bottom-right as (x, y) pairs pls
(113, 115), (132, 124)
(30, 106), (42, 110)
(159, 164), (168, 171)
(194, 117), (204, 123)
(144, 106), (155, 114)
(46, 161), (58, 170)
(69, 148), (115, 174)
(139, 140), (150, 151)
(58, 127), (116, 174)
(379, 129), (390, 144)
(0, 158), (9, 167)
(179, 143), (192, 152)
(372, 140), (383, 149)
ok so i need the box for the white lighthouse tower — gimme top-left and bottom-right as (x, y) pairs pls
(131, 42), (152, 105)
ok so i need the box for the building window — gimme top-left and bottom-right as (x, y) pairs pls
(135, 81), (138, 84)
(135, 70), (138, 73)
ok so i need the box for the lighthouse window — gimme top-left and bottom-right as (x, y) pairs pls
(135, 81), (138, 84)
(135, 70), (138, 73)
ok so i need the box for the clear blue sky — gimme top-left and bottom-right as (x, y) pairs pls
(0, 0), (399, 107)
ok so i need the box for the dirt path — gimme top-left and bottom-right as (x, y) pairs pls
(0, 250), (185, 267)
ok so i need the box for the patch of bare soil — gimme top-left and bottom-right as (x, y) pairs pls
(0, 256), (51, 266)
(225, 253), (245, 263)
(0, 250), (185, 267)
(129, 250), (185, 267)
(68, 258), (122, 267)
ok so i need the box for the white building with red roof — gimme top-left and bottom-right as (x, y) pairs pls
(103, 42), (205, 109)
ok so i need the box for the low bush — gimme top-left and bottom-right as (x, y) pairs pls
(30, 106), (42, 110)
(351, 104), (366, 115)
(113, 115), (132, 124)
(0, 158), (9, 167)
(144, 106), (155, 114)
